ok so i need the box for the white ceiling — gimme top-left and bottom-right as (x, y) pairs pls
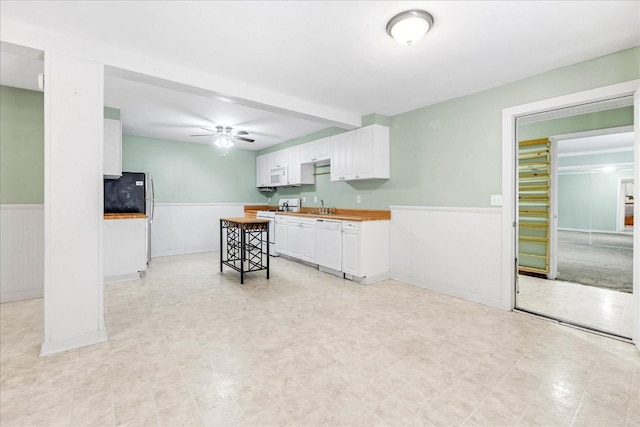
(1, 1), (638, 150)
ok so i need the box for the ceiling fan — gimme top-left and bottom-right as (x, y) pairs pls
(190, 125), (255, 143)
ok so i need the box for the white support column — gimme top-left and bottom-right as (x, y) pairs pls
(41, 53), (107, 356)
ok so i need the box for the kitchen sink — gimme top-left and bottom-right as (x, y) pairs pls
(307, 211), (335, 215)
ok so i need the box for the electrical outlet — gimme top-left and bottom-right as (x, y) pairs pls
(356, 195), (361, 204)
(302, 196), (306, 203)
(314, 196), (317, 203)
(490, 195), (502, 206)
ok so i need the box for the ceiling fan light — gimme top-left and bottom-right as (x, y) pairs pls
(386, 10), (434, 46)
(214, 136), (233, 149)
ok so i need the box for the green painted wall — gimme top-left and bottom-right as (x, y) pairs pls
(266, 47), (640, 209)
(559, 169), (633, 231)
(122, 135), (264, 203)
(0, 86), (44, 204)
(104, 106), (120, 120)
(518, 107), (634, 141)
(0, 87), (127, 204)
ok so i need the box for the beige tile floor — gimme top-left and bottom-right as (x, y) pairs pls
(518, 275), (634, 338)
(1, 252), (638, 427)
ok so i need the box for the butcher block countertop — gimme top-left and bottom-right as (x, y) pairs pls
(104, 213), (148, 220)
(244, 205), (390, 221)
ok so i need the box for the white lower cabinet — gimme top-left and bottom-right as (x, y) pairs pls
(275, 216), (288, 255)
(284, 217), (316, 262)
(300, 220), (316, 263)
(103, 218), (147, 282)
(286, 219), (303, 258)
(341, 222), (360, 275)
(275, 215), (389, 284)
(342, 220), (390, 284)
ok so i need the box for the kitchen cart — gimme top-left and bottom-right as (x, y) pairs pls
(219, 217), (270, 284)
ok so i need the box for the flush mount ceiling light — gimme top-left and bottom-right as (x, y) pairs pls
(386, 10), (434, 46)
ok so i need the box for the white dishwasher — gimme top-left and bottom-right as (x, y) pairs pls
(315, 219), (342, 273)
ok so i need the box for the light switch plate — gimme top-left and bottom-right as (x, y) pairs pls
(356, 196), (361, 204)
(314, 196), (317, 203)
(302, 196), (306, 203)
(490, 195), (502, 206)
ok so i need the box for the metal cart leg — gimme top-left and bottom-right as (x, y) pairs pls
(240, 228), (245, 284)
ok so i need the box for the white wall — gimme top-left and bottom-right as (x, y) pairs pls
(390, 206), (506, 309)
(151, 203), (247, 257)
(0, 204), (44, 302)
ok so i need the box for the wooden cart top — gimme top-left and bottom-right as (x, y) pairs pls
(220, 217), (270, 225)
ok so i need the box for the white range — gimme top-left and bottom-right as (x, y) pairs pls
(256, 198), (300, 256)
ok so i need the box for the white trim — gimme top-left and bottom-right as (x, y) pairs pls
(558, 162), (634, 173)
(0, 204), (45, 210)
(557, 227), (633, 234)
(345, 272), (391, 285)
(549, 139), (558, 279)
(104, 272), (141, 284)
(389, 205), (502, 215)
(558, 147), (634, 158)
(553, 125), (634, 142)
(40, 329), (108, 357)
(633, 88), (639, 351)
(502, 79), (640, 348)
(1, 289), (43, 303)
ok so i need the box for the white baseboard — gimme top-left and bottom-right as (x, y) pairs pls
(345, 272), (391, 285)
(40, 328), (108, 357)
(0, 289), (44, 303)
(104, 272), (141, 284)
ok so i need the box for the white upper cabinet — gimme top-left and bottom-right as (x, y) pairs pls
(301, 136), (331, 164)
(330, 131), (355, 181)
(255, 124), (390, 188)
(271, 150), (288, 169)
(330, 124), (389, 181)
(288, 145), (314, 186)
(104, 118), (122, 178)
(256, 154), (270, 187)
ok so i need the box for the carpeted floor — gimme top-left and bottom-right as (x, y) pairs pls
(557, 230), (633, 293)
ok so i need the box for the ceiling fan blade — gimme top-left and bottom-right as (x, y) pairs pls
(234, 136), (255, 143)
(190, 134), (214, 137)
(200, 127), (217, 133)
(232, 130), (249, 135)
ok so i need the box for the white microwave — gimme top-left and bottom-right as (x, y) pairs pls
(270, 167), (287, 186)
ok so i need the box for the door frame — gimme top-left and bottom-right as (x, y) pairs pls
(618, 177), (635, 232)
(501, 79), (640, 349)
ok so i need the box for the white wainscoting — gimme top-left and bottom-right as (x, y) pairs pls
(0, 204), (44, 303)
(390, 206), (507, 310)
(151, 203), (250, 257)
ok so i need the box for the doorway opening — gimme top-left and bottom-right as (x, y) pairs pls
(514, 100), (635, 339)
